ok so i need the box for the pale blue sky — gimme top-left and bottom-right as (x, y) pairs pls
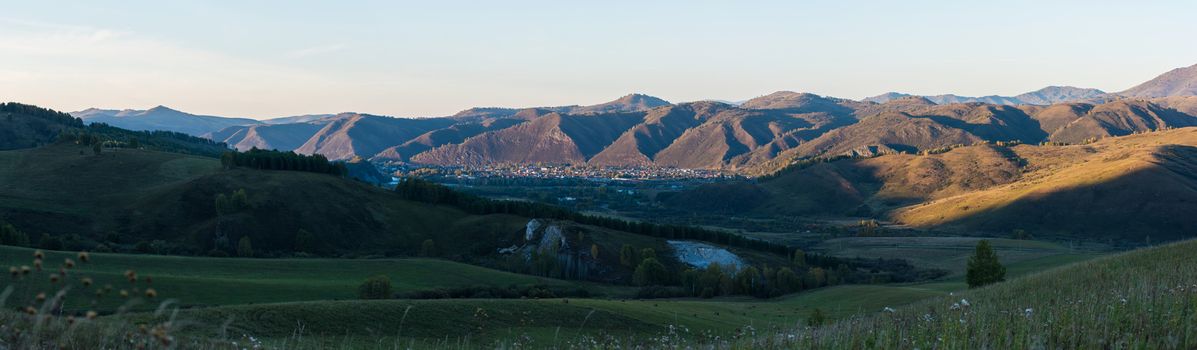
(2, 0), (1195, 118)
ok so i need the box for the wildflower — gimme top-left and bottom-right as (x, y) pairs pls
(1024, 308), (1034, 318)
(883, 307), (896, 313)
(86, 310), (98, 320)
(24, 306), (36, 315)
(33, 250), (44, 259)
(81, 277), (93, 287)
(33, 259), (42, 271)
(49, 273), (60, 283)
(20, 265), (31, 275)
(35, 292), (46, 302)
(63, 258), (75, 269)
(960, 299), (970, 308)
(145, 288), (158, 298)
(120, 289), (129, 298)
(950, 302), (961, 310)
(77, 251), (90, 263)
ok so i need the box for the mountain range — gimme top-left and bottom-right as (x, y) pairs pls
(66, 63), (1197, 171)
(862, 86), (1111, 105)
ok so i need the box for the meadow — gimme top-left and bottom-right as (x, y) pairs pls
(0, 245), (628, 312)
(1, 238), (1107, 348)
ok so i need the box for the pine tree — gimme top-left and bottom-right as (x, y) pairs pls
(966, 240), (1006, 288)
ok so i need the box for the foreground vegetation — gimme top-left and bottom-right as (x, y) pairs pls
(753, 238), (1197, 349)
(1, 237), (1118, 348)
(0, 245), (625, 312)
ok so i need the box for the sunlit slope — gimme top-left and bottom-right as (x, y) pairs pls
(896, 128), (1197, 240)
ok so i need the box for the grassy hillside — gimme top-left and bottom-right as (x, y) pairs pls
(0, 144), (531, 257)
(0, 102), (232, 157)
(0, 240), (1083, 348)
(0, 245), (626, 312)
(0, 144), (805, 288)
(763, 238), (1197, 349)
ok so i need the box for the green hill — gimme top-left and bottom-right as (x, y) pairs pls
(1, 102), (231, 157)
(775, 238), (1197, 349)
(0, 144), (526, 257)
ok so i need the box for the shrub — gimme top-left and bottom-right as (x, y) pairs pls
(38, 233), (64, 250)
(237, 236), (254, 257)
(0, 222), (30, 247)
(358, 275), (393, 299)
(807, 308), (827, 326)
(420, 239), (436, 257)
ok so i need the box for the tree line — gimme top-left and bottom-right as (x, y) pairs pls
(0, 102), (83, 126)
(220, 148), (348, 176)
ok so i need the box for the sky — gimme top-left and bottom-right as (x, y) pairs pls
(1, 0), (1195, 119)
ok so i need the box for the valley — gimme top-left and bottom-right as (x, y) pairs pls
(3, 60), (1197, 348)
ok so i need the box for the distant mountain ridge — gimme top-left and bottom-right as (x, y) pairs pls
(863, 86), (1109, 106)
(71, 62), (1197, 170)
(72, 106), (261, 137)
(1119, 63), (1197, 98)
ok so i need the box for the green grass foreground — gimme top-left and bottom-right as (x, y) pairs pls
(0, 245), (628, 312)
(746, 238), (1197, 349)
(8, 237), (1187, 349)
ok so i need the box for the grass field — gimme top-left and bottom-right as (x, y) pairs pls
(0, 245), (630, 312)
(813, 236), (1101, 276)
(1, 235), (1105, 348)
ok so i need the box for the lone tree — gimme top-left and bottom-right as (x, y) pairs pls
(966, 240), (1006, 288)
